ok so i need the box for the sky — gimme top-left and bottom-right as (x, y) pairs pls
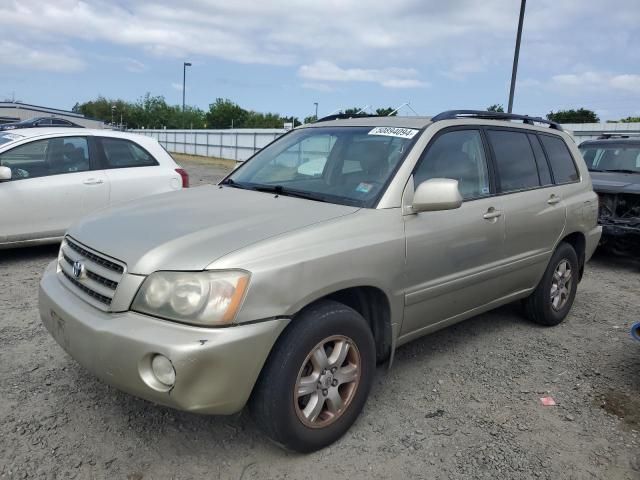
(0, 0), (639, 121)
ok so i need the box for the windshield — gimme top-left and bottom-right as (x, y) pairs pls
(579, 143), (640, 173)
(0, 132), (24, 146)
(226, 126), (419, 207)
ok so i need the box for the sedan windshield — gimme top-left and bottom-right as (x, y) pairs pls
(226, 126), (419, 207)
(580, 144), (640, 173)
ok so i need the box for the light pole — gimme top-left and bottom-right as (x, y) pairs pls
(313, 102), (318, 120)
(182, 62), (192, 112)
(111, 105), (116, 125)
(507, 0), (526, 113)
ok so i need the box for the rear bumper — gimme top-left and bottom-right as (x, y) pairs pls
(39, 261), (288, 414)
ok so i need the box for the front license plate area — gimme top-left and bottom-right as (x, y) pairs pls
(50, 310), (71, 353)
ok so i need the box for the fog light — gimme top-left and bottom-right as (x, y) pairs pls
(151, 354), (176, 387)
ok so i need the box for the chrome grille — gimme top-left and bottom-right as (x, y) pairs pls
(57, 237), (126, 310)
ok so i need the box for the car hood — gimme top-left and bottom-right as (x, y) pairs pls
(68, 185), (359, 274)
(590, 171), (640, 194)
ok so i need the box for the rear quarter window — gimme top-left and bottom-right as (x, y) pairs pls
(539, 135), (579, 184)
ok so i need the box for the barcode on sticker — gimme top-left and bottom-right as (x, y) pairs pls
(368, 127), (419, 139)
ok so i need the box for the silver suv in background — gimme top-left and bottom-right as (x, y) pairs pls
(39, 110), (601, 452)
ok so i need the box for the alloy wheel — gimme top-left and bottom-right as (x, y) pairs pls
(294, 335), (361, 429)
(550, 259), (572, 311)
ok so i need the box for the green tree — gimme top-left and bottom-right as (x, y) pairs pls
(546, 108), (599, 123)
(72, 93), (206, 129)
(343, 107), (363, 115)
(375, 107), (397, 116)
(303, 115), (317, 124)
(205, 98), (249, 128)
(620, 116), (640, 123)
(487, 104), (504, 112)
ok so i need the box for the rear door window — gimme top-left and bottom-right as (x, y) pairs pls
(539, 135), (579, 183)
(99, 138), (158, 168)
(487, 130), (540, 193)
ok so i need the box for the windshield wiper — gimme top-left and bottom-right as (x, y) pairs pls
(220, 178), (252, 190)
(251, 184), (328, 203)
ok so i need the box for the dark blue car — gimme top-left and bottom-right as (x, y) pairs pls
(0, 117), (84, 131)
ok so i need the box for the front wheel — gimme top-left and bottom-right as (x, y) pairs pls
(523, 242), (579, 326)
(249, 300), (375, 452)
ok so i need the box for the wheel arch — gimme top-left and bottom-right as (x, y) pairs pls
(559, 231), (586, 281)
(291, 286), (394, 364)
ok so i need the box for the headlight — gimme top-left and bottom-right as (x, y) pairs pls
(132, 270), (250, 326)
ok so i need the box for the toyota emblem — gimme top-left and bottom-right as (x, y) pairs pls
(72, 261), (85, 279)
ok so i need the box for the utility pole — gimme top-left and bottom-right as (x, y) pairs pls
(508, 0), (526, 113)
(182, 62), (192, 112)
(314, 102), (318, 120)
(111, 105), (116, 125)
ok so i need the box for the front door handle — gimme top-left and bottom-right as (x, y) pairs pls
(547, 194), (561, 205)
(483, 208), (503, 220)
(83, 178), (104, 185)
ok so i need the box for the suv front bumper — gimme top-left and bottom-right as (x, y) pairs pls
(39, 261), (289, 414)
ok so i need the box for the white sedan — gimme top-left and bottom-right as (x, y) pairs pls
(0, 128), (188, 249)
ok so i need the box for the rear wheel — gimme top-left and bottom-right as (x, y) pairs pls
(249, 300), (375, 452)
(523, 242), (578, 326)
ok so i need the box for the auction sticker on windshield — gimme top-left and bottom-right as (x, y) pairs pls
(368, 127), (419, 139)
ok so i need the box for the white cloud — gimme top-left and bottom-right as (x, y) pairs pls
(95, 55), (147, 73)
(123, 58), (147, 73)
(299, 61), (428, 89)
(550, 72), (640, 95)
(0, 40), (84, 72)
(1, 0), (623, 74)
(0, 0), (638, 118)
(171, 83), (183, 92)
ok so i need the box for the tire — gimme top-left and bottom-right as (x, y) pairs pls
(523, 242), (579, 326)
(249, 300), (376, 453)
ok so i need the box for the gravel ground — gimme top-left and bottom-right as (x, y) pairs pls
(1, 158), (639, 480)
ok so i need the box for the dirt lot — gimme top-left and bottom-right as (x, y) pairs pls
(1, 158), (639, 480)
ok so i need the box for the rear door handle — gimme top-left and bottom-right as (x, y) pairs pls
(483, 208), (503, 220)
(83, 178), (104, 185)
(547, 194), (561, 205)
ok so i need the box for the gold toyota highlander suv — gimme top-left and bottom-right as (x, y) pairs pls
(39, 110), (601, 452)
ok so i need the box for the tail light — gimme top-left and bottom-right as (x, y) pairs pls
(175, 168), (189, 188)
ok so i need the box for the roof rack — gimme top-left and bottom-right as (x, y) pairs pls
(596, 133), (640, 139)
(431, 110), (563, 131)
(314, 113), (382, 123)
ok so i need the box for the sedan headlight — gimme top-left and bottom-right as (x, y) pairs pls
(132, 270), (250, 326)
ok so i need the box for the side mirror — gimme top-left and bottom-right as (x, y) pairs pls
(0, 166), (11, 181)
(412, 178), (463, 213)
